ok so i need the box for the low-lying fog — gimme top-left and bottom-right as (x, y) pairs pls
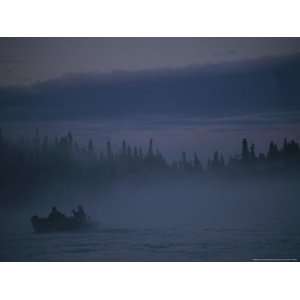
(2, 176), (299, 234)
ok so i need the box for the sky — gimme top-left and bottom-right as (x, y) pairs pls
(1, 37), (300, 161)
(1, 37), (300, 86)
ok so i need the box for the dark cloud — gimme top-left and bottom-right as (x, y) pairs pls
(1, 53), (300, 122)
(1, 37), (300, 86)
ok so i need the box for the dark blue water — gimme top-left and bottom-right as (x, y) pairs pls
(1, 224), (300, 261)
(1, 177), (300, 261)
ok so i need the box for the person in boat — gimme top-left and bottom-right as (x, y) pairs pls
(72, 205), (87, 223)
(48, 206), (65, 222)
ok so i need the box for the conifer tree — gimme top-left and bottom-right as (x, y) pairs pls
(220, 154), (225, 167)
(268, 141), (279, 160)
(242, 138), (249, 162)
(88, 139), (94, 153)
(106, 140), (113, 160)
(127, 145), (132, 159)
(148, 138), (153, 157)
(283, 138), (288, 154)
(213, 151), (219, 166)
(133, 146), (138, 159)
(182, 151), (187, 165)
(250, 143), (256, 161)
(193, 153), (202, 171)
(122, 140), (127, 157)
(67, 131), (73, 146)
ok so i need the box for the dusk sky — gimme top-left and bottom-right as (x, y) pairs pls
(1, 37), (300, 161)
(1, 38), (300, 86)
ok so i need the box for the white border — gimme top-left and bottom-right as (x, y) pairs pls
(0, 0), (300, 36)
(1, 0), (300, 299)
(0, 263), (300, 300)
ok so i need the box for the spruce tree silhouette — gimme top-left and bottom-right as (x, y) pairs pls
(181, 151), (187, 170)
(88, 139), (94, 153)
(67, 131), (73, 146)
(220, 154), (225, 167)
(268, 141), (279, 160)
(133, 146), (138, 159)
(213, 151), (219, 169)
(122, 140), (127, 157)
(148, 138), (153, 158)
(250, 143), (256, 161)
(242, 138), (250, 162)
(106, 140), (113, 161)
(193, 153), (203, 172)
(127, 145), (132, 159)
(283, 138), (288, 155)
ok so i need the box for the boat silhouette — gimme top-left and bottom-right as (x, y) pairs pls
(31, 206), (94, 233)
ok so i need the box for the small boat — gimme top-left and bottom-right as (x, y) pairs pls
(31, 206), (95, 233)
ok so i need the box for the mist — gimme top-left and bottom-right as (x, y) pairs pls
(2, 174), (300, 237)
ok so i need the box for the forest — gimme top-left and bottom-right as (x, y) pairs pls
(0, 128), (300, 208)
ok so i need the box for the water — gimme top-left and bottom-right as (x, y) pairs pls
(1, 178), (300, 261)
(1, 224), (300, 261)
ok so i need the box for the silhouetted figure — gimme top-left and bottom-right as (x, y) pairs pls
(48, 206), (65, 222)
(72, 205), (87, 223)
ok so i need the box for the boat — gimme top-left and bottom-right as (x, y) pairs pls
(31, 206), (95, 233)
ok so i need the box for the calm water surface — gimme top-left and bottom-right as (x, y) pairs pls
(1, 224), (300, 261)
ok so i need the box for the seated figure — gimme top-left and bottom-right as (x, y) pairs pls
(72, 205), (87, 223)
(48, 206), (65, 222)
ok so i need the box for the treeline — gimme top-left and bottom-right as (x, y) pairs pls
(1, 128), (300, 191)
